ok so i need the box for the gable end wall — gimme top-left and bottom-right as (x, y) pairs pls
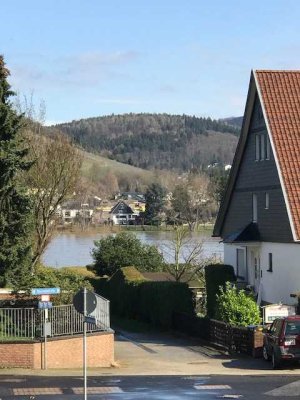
(221, 94), (293, 243)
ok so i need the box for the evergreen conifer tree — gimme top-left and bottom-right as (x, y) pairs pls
(0, 55), (34, 289)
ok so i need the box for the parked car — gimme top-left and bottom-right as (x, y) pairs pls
(263, 316), (300, 369)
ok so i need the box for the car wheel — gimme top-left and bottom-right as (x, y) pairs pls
(272, 351), (281, 369)
(263, 345), (270, 361)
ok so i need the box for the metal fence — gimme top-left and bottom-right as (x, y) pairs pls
(0, 297), (110, 340)
(0, 307), (36, 339)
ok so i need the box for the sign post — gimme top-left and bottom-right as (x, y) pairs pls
(44, 308), (48, 370)
(73, 288), (97, 400)
(83, 287), (87, 400)
(31, 287), (60, 370)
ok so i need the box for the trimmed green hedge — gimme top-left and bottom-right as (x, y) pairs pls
(106, 267), (195, 328)
(205, 263), (236, 318)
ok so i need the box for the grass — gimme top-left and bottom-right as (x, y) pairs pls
(81, 150), (153, 180)
(0, 336), (34, 342)
(62, 266), (97, 278)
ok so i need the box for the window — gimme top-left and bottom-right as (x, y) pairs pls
(267, 253), (273, 272)
(255, 135), (260, 161)
(265, 193), (269, 209)
(252, 194), (258, 222)
(254, 133), (270, 161)
(236, 248), (246, 279)
(266, 135), (270, 160)
(260, 134), (265, 160)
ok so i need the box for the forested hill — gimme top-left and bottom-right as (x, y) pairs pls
(221, 116), (243, 128)
(52, 113), (241, 171)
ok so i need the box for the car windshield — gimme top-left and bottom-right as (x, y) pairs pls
(285, 321), (300, 335)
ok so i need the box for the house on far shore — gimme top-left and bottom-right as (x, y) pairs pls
(60, 200), (94, 224)
(109, 200), (136, 225)
(214, 70), (300, 306)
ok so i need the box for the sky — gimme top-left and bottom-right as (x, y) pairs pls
(1, 0), (300, 125)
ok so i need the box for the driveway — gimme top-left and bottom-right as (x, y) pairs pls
(110, 329), (300, 376)
(1, 329), (300, 377)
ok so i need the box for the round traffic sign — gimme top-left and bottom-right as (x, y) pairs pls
(73, 289), (97, 315)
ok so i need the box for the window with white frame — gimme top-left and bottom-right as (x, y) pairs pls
(266, 135), (270, 159)
(252, 193), (258, 222)
(260, 134), (265, 160)
(255, 134), (260, 161)
(255, 133), (270, 161)
(265, 192), (269, 209)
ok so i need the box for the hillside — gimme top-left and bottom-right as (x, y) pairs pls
(51, 113), (240, 172)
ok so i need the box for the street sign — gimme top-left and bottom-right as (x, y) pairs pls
(73, 289), (97, 315)
(41, 295), (50, 302)
(38, 301), (53, 309)
(31, 287), (60, 296)
(85, 316), (96, 325)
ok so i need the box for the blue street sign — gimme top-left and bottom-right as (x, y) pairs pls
(85, 316), (96, 325)
(38, 301), (53, 309)
(31, 287), (60, 295)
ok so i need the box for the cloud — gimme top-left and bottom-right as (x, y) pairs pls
(9, 50), (140, 91)
(95, 97), (148, 106)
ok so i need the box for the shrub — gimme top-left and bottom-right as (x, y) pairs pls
(205, 263), (236, 318)
(107, 266), (195, 328)
(32, 265), (93, 304)
(216, 282), (261, 327)
(92, 232), (165, 276)
(139, 281), (195, 328)
(108, 267), (146, 317)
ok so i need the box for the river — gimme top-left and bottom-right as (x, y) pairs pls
(42, 229), (224, 267)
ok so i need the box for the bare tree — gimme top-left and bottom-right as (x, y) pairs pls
(162, 225), (206, 282)
(171, 173), (210, 231)
(15, 96), (82, 268)
(28, 132), (82, 267)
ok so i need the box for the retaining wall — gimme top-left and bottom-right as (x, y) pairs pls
(0, 331), (114, 369)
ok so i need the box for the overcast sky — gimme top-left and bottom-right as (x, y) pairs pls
(1, 0), (300, 124)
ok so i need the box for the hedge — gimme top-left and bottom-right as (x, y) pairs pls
(106, 266), (195, 328)
(205, 263), (236, 318)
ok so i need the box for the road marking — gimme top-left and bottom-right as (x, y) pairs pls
(265, 380), (300, 396)
(194, 384), (231, 390)
(72, 386), (123, 394)
(12, 386), (123, 396)
(218, 395), (243, 399)
(183, 376), (210, 380)
(13, 388), (63, 395)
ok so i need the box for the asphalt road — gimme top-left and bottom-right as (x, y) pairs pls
(1, 374), (300, 399)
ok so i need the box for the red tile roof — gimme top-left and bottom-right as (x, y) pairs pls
(255, 71), (300, 240)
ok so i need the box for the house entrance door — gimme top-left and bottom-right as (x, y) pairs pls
(251, 249), (261, 294)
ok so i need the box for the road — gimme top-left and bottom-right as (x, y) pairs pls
(1, 330), (300, 399)
(1, 374), (300, 399)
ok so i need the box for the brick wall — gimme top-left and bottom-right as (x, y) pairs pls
(0, 343), (35, 368)
(0, 331), (114, 369)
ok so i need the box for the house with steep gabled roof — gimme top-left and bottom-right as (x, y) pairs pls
(110, 200), (136, 225)
(214, 70), (300, 305)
